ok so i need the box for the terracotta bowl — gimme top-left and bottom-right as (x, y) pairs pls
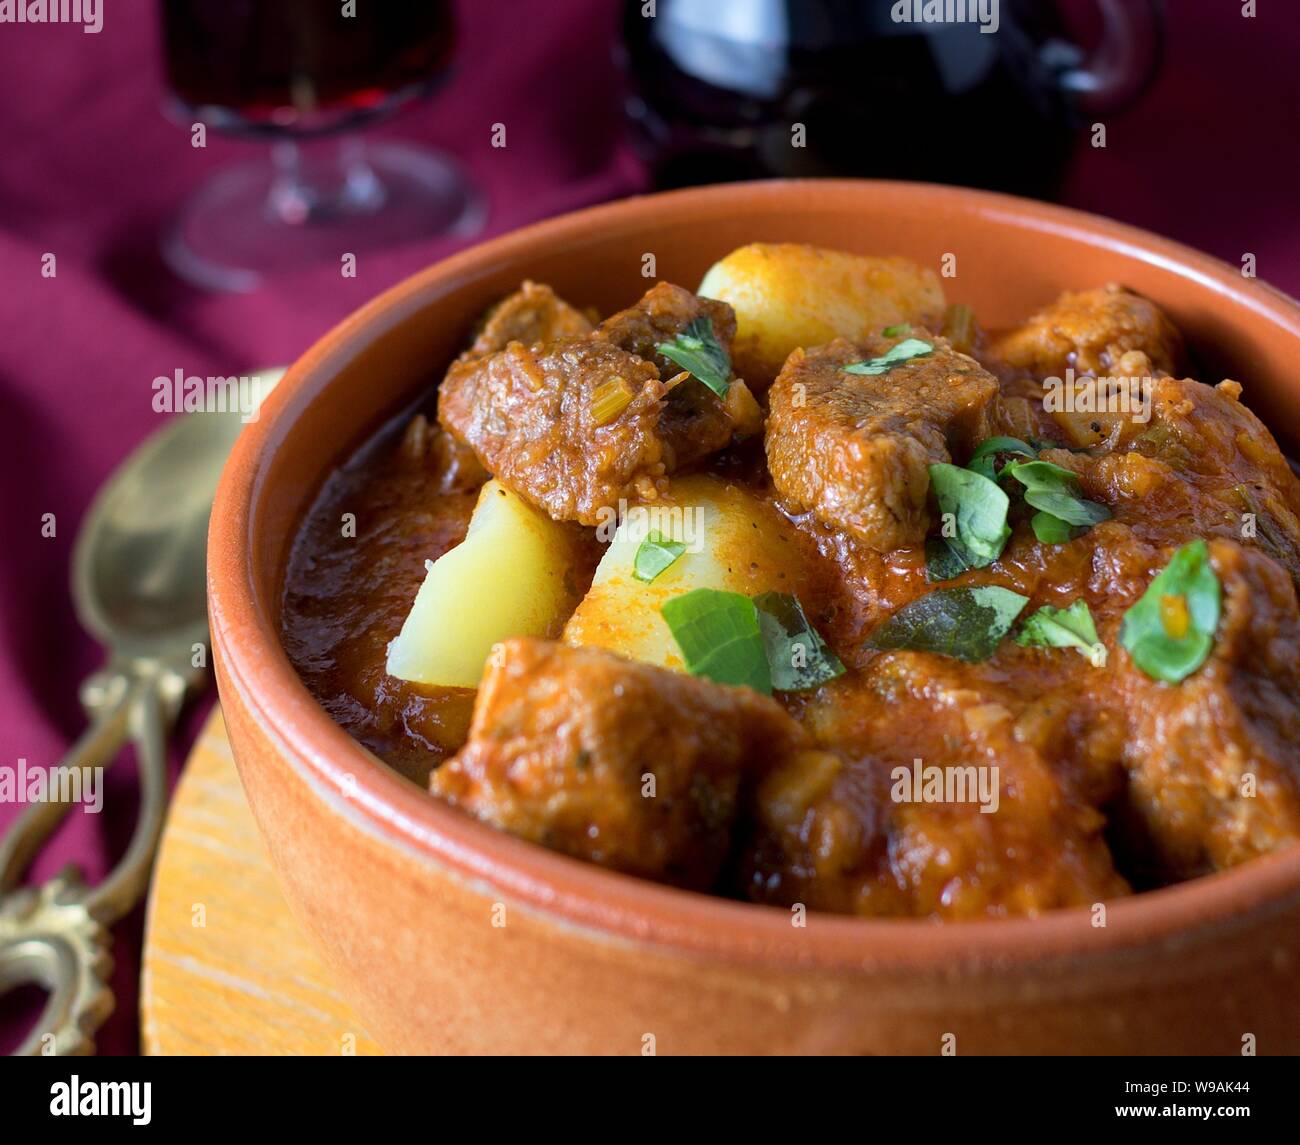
(209, 180), (1300, 1055)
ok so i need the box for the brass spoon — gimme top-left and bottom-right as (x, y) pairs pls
(0, 370), (281, 1055)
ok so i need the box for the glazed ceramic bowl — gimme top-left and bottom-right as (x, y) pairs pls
(209, 180), (1300, 1055)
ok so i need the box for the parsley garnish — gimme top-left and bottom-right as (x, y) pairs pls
(632, 531), (687, 583)
(867, 586), (1029, 662)
(656, 317), (730, 397)
(1017, 599), (1105, 665)
(928, 462), (1011, 572)
(1002, 459), (1111, 529)
(842, 338), (934, 375)
(966, 435), (1036, 481)
(661, 588), (843, 694)
(753, 592), (845, 691)
(660, 588), (771, 693)
(1119, 540), (1220, 683)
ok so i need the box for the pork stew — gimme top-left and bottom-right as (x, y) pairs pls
(280, 243), (1300, 919)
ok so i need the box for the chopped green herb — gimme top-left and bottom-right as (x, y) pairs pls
(925, 537), (970, 582)
(842, 338), (934, 376)
(1119, 540), (1221, 683)
(881, 323), (909, 337)
(928, 462), (1011, 569)
(661, 588), (772, 694)
(867, 586), (1029, 662)
(632, 530), (687, 584)
(927, 440), (1104, 579)
(656, 316), (730, 397)
(1017, 599), (1105, 665)
(966, 435), (1037, 481)
(1030, 511), (1078, 544)
(753, 592), (845, 691)
(1003, 459), (1111, 528)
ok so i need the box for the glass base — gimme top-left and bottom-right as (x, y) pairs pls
(164, 139), (486, 293)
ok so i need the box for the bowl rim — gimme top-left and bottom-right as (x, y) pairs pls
(210, 177), (1300, 969)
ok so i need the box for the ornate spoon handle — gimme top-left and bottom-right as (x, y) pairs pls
(0, 654), (199, 1055)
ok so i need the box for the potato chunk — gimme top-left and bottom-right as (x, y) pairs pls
(386, 480), (584, 687)
(562, 474), (809, 669)
(698, 243), (946, 390)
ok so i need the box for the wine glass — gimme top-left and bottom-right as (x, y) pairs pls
(161, 0), (485, 293)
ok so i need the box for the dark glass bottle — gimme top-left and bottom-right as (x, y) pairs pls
(621, 0), (1162, 197)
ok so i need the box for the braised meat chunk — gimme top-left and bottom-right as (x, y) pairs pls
(991, 283), (1185, 380)
(463, 280), (594, 360)
(1042, 375), (1300, 582)
(743, 661), (1128, 917)
(1120, 540), (1300, 879)
(596, 281), (739, 468)
(430, 638), (806, 890)
(1134, 376), (1300, 579)
(765, 335), (999, 551)
(439, 282), (742, 524)
(597, 281), (736, 366)
(439, 339), (667, 524)
(398, 414), (490, 494)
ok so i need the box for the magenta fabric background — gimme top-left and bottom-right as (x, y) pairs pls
(0, 2), (1296, 1054)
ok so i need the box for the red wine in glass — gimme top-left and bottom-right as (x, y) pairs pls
(161, 0), (484, 292)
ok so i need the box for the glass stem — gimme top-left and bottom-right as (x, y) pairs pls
(266, 137), (387, 226)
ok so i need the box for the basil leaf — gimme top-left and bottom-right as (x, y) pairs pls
(1017, 599), (1105, 665)
(967, 435), (1037, 480)
(661, 588), (772, 694)
(1003, 456), (1075, 482)
(842, 337), (934, 376)
(867, 586), (1029, 662)
(881, 323), (910, 337)
(928, 462), (1011, 568)
(632, 530), (687, 584)
(1030, 511), (1078, 544)
(1003, 459), (1111, 528)
(656, 316), (730, 397)
(925, 537), (970, 582)
(753, 592), (845, 691)
(1119, 540), (1221, 683)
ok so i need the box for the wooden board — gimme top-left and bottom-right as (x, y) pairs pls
(141, 708), (383, 1056)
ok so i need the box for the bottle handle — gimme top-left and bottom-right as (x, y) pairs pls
(1045, 0), (1165, 116)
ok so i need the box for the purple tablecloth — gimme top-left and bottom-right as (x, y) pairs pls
(0, 2), (1296, 1054)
